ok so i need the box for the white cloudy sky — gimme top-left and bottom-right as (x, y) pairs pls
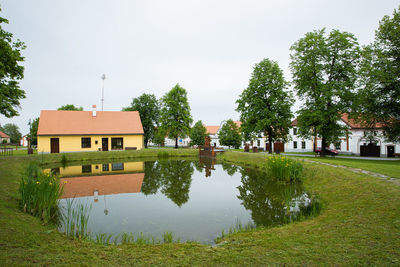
(1, 0), (399, 134)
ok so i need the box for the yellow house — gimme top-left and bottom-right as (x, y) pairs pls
(37, 107), (144, 153)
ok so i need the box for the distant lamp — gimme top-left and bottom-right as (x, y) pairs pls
(101, 74), (106, 111)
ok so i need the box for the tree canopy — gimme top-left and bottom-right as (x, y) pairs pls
(159, 84), (193, 148)
(189, 120), (207, 146)
(123, 93), (159, 148)
(236, 58), (293, 153)
(28, 117), (39, 146)
(218, 119), (241, 149)
(290, 29), (360, 155)
(0, 10), (26, 118)
(0, 123), (21, 143)
(58, 104), (83, 111)
(357, 7), (400, 142)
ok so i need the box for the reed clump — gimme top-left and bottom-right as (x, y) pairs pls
(60, 199), (92, 239)
(19, 163), (63, 224)
(265, 155), (304, 182)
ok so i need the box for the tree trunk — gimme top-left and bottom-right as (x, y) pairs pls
(321, 137), (327, 157)
(175, 137), (178, 149)
(144, 138), (148, 148)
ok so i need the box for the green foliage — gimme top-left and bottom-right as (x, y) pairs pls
(123, 93), (159, 148)
(264, 155), (304, 182)
(61, 154), (68, 166)
(2, 139), (6, 144)
(152, 127), (166, 146)
(357, 7), (400, 142)
(236, 58), (293, 153)
(218, 119), (241, 149)
(58, 104), (84, 111)
(0, 123), (22, 143)
(0, 10), (26, 118)
(28, 117), (39, 146)
(290, 29), (360, 155)
(162, 231), (174, 243)
(157, 151), (169, 158)
(189, 120), (207, 146)
(19, 163), (63, 224)
(159, 84), (193, 148)
(61, 199), (91, 240)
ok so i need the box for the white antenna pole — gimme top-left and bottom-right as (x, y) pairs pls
(101, 74), (106, 111)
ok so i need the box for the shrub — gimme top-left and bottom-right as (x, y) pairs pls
(157, 151), (169, 158)
(19, 163), (64, 224)
(265, 155), (304, 182)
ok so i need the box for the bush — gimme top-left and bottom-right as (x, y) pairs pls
(19, 163), (64, 224)
(265, 155), (304, 182)
(157, 151), (169, 158)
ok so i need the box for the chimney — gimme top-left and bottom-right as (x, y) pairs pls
(92, 105), (97, 117)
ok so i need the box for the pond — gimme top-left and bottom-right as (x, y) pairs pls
(44, 157), (320, 244)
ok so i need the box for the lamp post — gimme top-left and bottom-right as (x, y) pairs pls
(101, 74), (106, 111)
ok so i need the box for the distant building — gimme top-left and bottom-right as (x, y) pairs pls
(37, 106), (144, 153)
(0, 131), (10, 143)
(20, 134), (28, 146)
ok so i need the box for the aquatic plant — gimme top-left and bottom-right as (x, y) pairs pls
(162, 231), (174, 243)
(265, 155), (304, 182)
(157, 151), (169, 158)
(60, 199), (92, 239)
(94, 233), (113, 245)
(61, 153), (68, 167)
(19, 162), (63, 224)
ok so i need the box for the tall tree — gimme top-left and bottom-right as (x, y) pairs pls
(189, 120), (207, 146)
(290, 29), (360, 156)
(218, 119), (241, 149)
(159, 84), (193, 148)
(236, 58), (293, 154)
(358, 7), (400, 142)
(28, 117), (39, 146)
(58, 104), (83, 111)
(0, 9), (26, 118)
(0, 123), (21, 143)
(123, 93), (159, 148)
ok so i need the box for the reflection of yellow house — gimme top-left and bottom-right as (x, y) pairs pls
(44, 161), (144, 177)
(37, 106), (144, 153)
(60, 173), (145, 199)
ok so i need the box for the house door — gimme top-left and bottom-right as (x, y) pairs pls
(387, 146), (395, 158)
(102, 138), (108, 151)
(274, 142), (285, 153)
(50, 138), (59, 153)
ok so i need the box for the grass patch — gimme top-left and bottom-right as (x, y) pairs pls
(0, 149), (399, 265)
(265, 155), (304, 182)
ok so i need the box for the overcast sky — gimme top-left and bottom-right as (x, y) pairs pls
(1, 0), (399, 135)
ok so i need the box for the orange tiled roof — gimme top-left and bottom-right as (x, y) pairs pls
(60, 173), (144, 199)
(233, 121), (242, 128)
(341, 113), (384, 129)
(0, 131), (10, 138)
(205, 126), (219, 135)
(37, 110), (144, 135)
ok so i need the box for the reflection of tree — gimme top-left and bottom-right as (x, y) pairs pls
(159, 160), (194, 207)
(237, 168), (308, 227)
(192, 161), (203, 173)
(141, 161), (162, 195)
(221, 163), (239, 176)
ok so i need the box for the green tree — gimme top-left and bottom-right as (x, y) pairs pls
(189, 120), (207, 146)
(218, 119), (242, 149)
(0, 123), (21, 143)
(152, 127), (166, 146)
(0, 10), (26, 118)
(57, 104), (83, 111)
(159, 84), (193, 148)
(357, 7), (400, 142)
(123, 93), (159, 148)
(28, 117), (39, 146)
(290, 29), (360, 156)
(236, 58), (293, 154)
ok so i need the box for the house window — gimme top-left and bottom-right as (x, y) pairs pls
(112, 162), (124, 171)
(81, 137), (91, 148)
(102, 164), (109, 172)
(293, 141), (297, 149)
(82, 165), (92, 173)
(111, 138), (123, 150)
(293, 128), (297, 135)
(257, 140), (260, 147)
(335, 142), (341, 150)
(301, 141), (306, 149)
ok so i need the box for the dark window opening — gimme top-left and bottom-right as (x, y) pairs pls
(257, 140), (260, 147)
(111, 138), (123, 150)
(81, 137), (91, 148)
(293, 128), (297, 135)
(82, 165), (92, 173)
(95, 140), (98, 144)
(112, 162), (124, 171)
(102, 164), (109, 171)
(293, 141), (297, 149)
(335, 142), (341, 150)
(301, 141), (306, 149)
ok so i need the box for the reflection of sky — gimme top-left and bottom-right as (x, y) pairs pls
(59, 164), (252, 244)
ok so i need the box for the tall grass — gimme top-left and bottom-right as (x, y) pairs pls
(19, 163), (64, 224)
(265, 155), (304, 182)
(60, 199), (92, 239)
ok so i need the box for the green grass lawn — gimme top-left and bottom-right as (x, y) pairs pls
(0, 150), (399, 265)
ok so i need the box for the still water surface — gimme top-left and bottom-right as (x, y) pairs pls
(46, 158), (318, 244)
